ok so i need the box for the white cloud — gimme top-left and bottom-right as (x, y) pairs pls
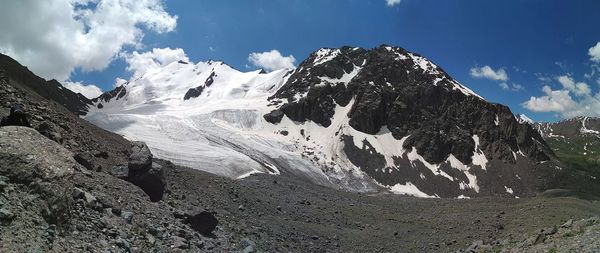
(0, 0), (177, 81)
(469, 65), (508, 82)
(589, 42), (600, 63)
(123, 47), (189, 77)
(522, 86), (578, 113)
(523, 83), (600, 118)
(63, 81), (103, 99)
(556, 75), (590, 96)
(248, 50), (296, 72)
(386, 0), (401, 6)
(499, 82), (524, 91)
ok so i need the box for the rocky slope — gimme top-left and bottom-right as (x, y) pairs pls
(0, 55), (91, 115)
(88, 45), (566, 199)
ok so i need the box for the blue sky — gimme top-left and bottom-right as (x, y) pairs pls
(2, 0), (600, 122)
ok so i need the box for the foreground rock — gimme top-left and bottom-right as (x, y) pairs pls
(125, 141), (166, 202)
(0, 126), (75, 250)
(461, 216), (600, 252)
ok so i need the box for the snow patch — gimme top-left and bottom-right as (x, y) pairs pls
(389, 182), (438, 198)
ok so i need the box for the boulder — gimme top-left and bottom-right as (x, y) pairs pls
(110, 165), (129, 179)
(184, 211), (219, 235)
(128, 141), (152, 171)
(73, 152), (96, 171)
(0, 126), (75, 182)
(126, 142), (166, 202)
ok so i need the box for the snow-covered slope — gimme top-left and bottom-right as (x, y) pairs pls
(86, 45), (557, 198)
(86, 59), (378, 192)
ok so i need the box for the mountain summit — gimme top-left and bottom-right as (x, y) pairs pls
(88, 45), (559, 198)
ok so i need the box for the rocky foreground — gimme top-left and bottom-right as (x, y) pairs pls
(0, 125), (599, 252)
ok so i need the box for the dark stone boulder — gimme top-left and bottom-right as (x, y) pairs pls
(73, 152), (96, 171)
(126, 142), (166, 202)
(184, 211), (219, 235)
(263, 110), (284, 124)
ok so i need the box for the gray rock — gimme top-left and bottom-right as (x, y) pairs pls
(110, 165), (129, 179)
(126, 142), (166, 202)
(171, 236), (189, 249)
(73, 152), (96, 171)
(121, 211), (134, 224)
(0, 126), (75, 182)
(128, 141), (152, 171)
(240, 238), (256, 253)
(0, 207), (14, 221)
(72, 187), (97, 207)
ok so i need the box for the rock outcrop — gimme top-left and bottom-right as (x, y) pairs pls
(126, 141), (166, 202)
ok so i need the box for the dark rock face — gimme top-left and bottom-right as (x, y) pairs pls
(126, 142), (166, 202)
(266, 45), (556, 197)
(183, 72), (217, 100)
(91, 85), (126, 105)
(205, 72), (216, 87)
(269, 45), (551, 166)
(184, 86), (204, 100)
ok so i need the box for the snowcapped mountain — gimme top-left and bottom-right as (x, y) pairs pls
(516, 114), (534, 125)
(86, 45), (559, 198)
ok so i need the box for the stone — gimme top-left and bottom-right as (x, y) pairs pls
(126, 142), (166, 202)
(263, 109), (284, 124)
(171, 236), (189, 249)
(72, 187), (97, 206)
(73, 152), (96, 171)
(110, 165), (129, 180)
(36, 122), (62, 144)
(121, 211), (134, 224)
(184, 211), (219, 235)
(128, 141), (152, 171)
(0, 208), (14, 221)
(0, 126), (75, 182)
(240, 238), (256, 253)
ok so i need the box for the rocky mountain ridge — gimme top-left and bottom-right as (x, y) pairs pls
(87, 44), (569, 199)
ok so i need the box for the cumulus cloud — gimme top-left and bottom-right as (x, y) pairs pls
(523, 78), (600, 118)
(589, 42), (600, 63)
(0, 0), (177, 81)
(522, 86), (578, 113)
(123, 47), (189, 77)
(469, 65), (508, 82)
(248, 50), (296, 72)
(556, 75), (590, 96)
(386, 0), (401, 6)
(499, 82), (524, 91)
(63, 81), (103, 99)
